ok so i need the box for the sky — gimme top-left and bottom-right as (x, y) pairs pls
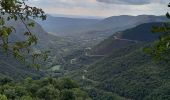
(27, 0), (170, 17)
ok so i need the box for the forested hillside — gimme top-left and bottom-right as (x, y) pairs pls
(2, 16), (169, 100)
(0, 17), (83, 80)
(0, 77), (91, 100)
(86, 44), (170, 100)
(64, 22), (170, 100)
(0, 0), (170, 99)
(90, 22), (163, 55)
(37, 15), (167, 37)
(36, 15), (167, 47)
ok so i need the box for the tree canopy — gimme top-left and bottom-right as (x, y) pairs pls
(0, 0), (47, 68)
(0, 77), (91, 100)
(145, 3), (170, 62)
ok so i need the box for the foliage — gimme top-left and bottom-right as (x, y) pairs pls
(0, 77), (91, 100)
(63, 3), (170, 100)
(86, 88), (125, 100)
(145, 3), (170, 62)
(0, 0), (48, 68)
(0, 94), (7, 100)
(144, 82), (170, 100)
(87, 44), (170, 100)
(67, 42), (170, 100)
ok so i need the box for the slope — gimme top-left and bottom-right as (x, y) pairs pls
(37, 15), (167, 37)
(38, 15), (167, 48)
(66, 22), (170, 100)
(90, 22), (163, 55)
(63, 22), (163, 71)
(36, 15), (100, 36)
(0, 18), (79, 79)
(86, 44), (170, 100)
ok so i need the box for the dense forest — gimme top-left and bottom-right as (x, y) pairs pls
(0, 0), (170, 100)
(0, 77), (91, 100)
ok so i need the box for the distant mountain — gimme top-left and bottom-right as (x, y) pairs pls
(114, 22), (163, 41)
(92, 15), (167, 31)
(36, 15), (167, 47)
(36, 15), (100, 36)
(90, 22), (163, 55)
(63, 22), (163, 70)
(65, 22), (170, 100)
(0, 50), (45, 80)
(75, 15), (167, 44)
(37, 15), (167, 36)
(1, 15), (102, 80)
(49, 14), (104, 19)
(0, 18), (82, 79)
(5, 18), (53, 48)
(0, 18), (50, 80)
(85, 43), (170, 100)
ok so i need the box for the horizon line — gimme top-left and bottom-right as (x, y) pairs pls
(47, 13), (166, 19)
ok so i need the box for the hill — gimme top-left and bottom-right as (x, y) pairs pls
(0, 15), (104, 80)
(36, 15), (167, 47)
(90, 22), (163, 55)
(0, 19), (49, 80)
(65, 22), (170, 100)
(36, 15), (100, 36)
(37, 15), (167, 37)
(0, 18), (82, 80)
(85, 44), (170, 100)
(62, 22), (163, 71)
(93, 15), (166, 32)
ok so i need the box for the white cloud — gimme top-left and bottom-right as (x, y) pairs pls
(97, 0), (151, 5)
(27, 0), (169, 17)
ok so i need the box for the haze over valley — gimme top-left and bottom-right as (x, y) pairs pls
(0, 0), (170, 100)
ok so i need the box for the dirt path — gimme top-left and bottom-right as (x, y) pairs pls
(113, 36), (138, 43)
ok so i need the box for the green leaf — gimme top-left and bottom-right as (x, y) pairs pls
(28, 22), (35, 27)
(166, 12), (170, 19)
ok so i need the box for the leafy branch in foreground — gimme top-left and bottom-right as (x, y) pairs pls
(0, 0), (48, 68)
(144, 3), (170, 62)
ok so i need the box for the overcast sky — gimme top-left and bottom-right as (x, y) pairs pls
(27, 0), (170, 17)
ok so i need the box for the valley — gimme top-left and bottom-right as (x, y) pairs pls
(39, 15), (170, 99)
(1, 1), (170, 100)
(0, 14), (170, 100)
(41, 16), (170, 100)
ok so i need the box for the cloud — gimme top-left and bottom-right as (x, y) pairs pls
(27, 0), (169, 17)
(96, 0), (168, 5)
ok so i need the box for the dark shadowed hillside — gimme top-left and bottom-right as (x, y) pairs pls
(36, 15), (100, 36)
(0, 50), (45, 80)
(63, 22), (163, 71)
(65, 22), (170, 100)
(85, 44), (170, 100)
(36, 15), (167, 48)
(115, 22), (163, 41)
(90, 22), (163, 55)
(94, 15), (167, 31)
(0, 18), (80, 79)
(37, 15), (167, 37)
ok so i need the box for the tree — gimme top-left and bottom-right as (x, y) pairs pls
(0, 0), (47, 68)
(36, 85), (60, 100)
(60, 89), (75, 100)
(145, 3), (170, 62)
(0, 77), (12, 85)
(0, 94), (7, 100)
(59, 78), (79, 90)
(20, 96), (34, 100)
